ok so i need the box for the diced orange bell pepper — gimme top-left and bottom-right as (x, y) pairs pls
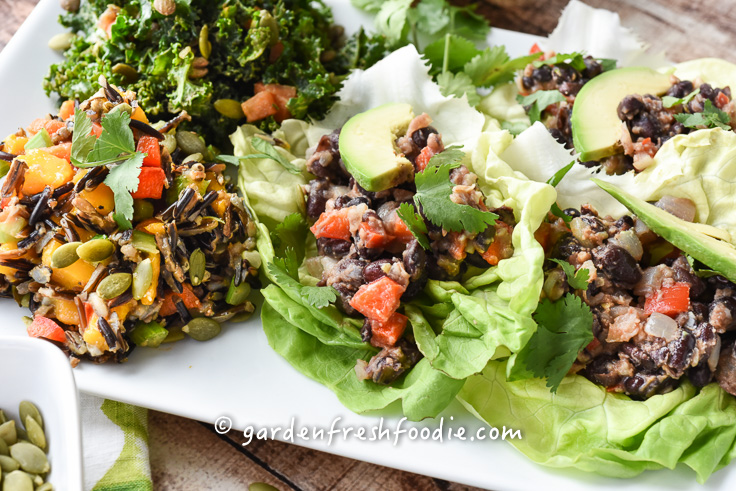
(159, 283), (202, 317)
(359, 221), (393, 249)
(370, 312), (408, 349)
(645, 282), (690, 317)
(241, 91), (278, 123)
(137, 135), (161, 167)
(311, 209), (351, 242)
(349, 276), (406, 323)
(131, 167), (166, 199)
(27, 316), (67, 343)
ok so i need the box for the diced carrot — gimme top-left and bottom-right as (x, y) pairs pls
(370, 312), (409, 349)
(645, 282), (690, 317)
(269, 41), (284, 63)
(390, 214), (415, 244)
(27, 316), (67, 343)
(59, 100), (76, 121)
(91, 122), (103, 138)
(137, 135), (161, 167)
(311, 209), (351, 242)
(44, 119), (66, 136)
(529, 43), (542, 54)
(415, 146), (435, 171)
(241, 91), (278, 123)
(716, 91), (730, 108)
(349, 276), (406, 323)
(481, 222), (514, 266)
(39, 142), (72, 162)
(159, 283), (202, 317)
(359, 221), (393, 249)
(131, 167), (166, 199)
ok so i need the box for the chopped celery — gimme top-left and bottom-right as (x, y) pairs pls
(24, 128), (52, 150)
(132, 230), (158, 254)
(130, 321), (168, 348)
(226, 277), (251, 306)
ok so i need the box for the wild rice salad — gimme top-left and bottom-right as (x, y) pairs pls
(0, 83), (258, 365)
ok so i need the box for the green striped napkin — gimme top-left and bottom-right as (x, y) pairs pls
(81, 394), (152, 491)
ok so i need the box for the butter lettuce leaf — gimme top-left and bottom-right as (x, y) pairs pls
(459, 361), (736, 483)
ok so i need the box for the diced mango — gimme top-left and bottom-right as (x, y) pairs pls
(3, 135), (27, 155)
(42, 240), (96, 291)
(205, 172), (225, 192)
(80, 183), (115, 215)
(136, 218), (165, 235)
(83, 314), (110, 351)
(211, 195), (229, 217)
(19, 149), (75, 195)
(141, 253), (160, 306)
(132, 106), (149, 124)
(53, 297), (81, 326)
(0, 243), (18, 277)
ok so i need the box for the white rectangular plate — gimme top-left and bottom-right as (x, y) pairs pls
(0, 1), (734, 489)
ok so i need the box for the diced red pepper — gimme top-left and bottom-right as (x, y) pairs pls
(159, 284), (202, 317)
(27, 316), (67, 343)
(131, 167), (166, 199)
(645, 282), (691, 317)
(241, 91), (278, 123)
(349, 276), (406, 323)
(716, 91), (730, 108)
(137, 135), (162, 167)
(415, 146), (435, 172)
(482, 222), (514, 266)
(529, 43), (542, 54)
(310, 209), (351, 242)
(448, 232), (467, 260)
(359, 221), (394, 249)
(370, 312), (408, 349)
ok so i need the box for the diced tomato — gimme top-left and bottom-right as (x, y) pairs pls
(448, 232), (467, 261)
(254, 83), (296, 122)
(39, 142), (72, 162)
(481, 222), (514, 266)
(645, 282), (690, 317)
(310, 209), (351, 242)
(585, 338), (601, 352)
(241, 91), (278, 123)
(716, 91), (730, 108)
(159, 284), (202, 317)
(360, 221), (393, 249)
(59, 100), (76, 121)
(27, 316), (67, 343)
(91, 122), (103, 138)
(529, 43), (542, 54)
(137, 135), (161, 167)
(131, 167), (166, 199)
(370, 312), (409, 349)
(415, 146), (435, 172)
(349, 276), (406, 323)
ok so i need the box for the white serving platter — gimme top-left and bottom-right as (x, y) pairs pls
(1, 1), (735, 489)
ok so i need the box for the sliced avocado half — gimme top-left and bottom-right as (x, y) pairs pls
(339, 103), (415, 192)
(593, 178), (736, 283)
(572, 67), (672, 162)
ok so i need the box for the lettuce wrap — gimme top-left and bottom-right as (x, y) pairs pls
(235, 47), (556, 420)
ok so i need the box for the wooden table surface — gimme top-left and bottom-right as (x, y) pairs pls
(2, 0), (733, 490)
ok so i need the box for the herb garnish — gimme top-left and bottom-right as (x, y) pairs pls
(217, 137), (301, 175)
(662, 88), (700, 109)
(674, 100), (731, 130)
(517, 90), (567, 124)
(550, 259), (590, 290)
(396, 202), (430, 249)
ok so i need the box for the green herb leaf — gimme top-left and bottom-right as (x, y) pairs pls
(413, 164), (497, 233)
(517, 294), (594, 392)
(271, 213), (309, 263)
(217, 138), (301, 175)
(464, 47), (541, 88)
(301, 285), (339, 309)
(437, 71), (480, 106)
(215, 155), (244, 166)
(546, 161), (575, 187)
(423, 34), (481, 74)
(685, 254), (721, 278)
(550, 259), (590, 290)
(70, 108), (96, 166)
(374, 0), (412, 45)
(271, 247), (300, 281)
(533, 52), (587, 72)
(674, 100), (732, 130)
(426, 146), (465, 168)
(501, 121), (529, 136)
(517, 90), (566, 123)
(396, 202), (430, 249)
(88, 110), (136, 162)
(598, 58), (617, 72)
(662, 88), (700, 109)
(104, 152), (145, 229)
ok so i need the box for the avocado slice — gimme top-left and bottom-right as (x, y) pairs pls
(593, 178), (736, 283)
(339, 103), (415, 192)
(572, 68), (672, 162)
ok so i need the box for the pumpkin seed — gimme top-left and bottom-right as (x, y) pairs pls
(0, 454), (19, 472)
(0, 421), (17, 446)
(132, 259), (153, 300)
(3, 470), (33, 491)
(18, 403), (41, 432)
(189, 249), (206, 286)
(50, 242), (81, 269)
(13, 427), (26, 442)
(133, 200), (154, 222)
(182, 153), (203, 164)
(199, 24), (212, 59)
(182, 317), (221, 341)
(61, 0), (80, 12)
(249, 483), (280, 491)
(47, 32), (74, 51)
(9, 443), (49, 474)
(161, 325), (185, 343)
(175, 131), (206, 156)
(0, 435), (8, 455)
(37, 483), (54, 491)
(257, 11), (280, 46)
(111, 63), (139, 84)
(30, 474), (43, 487)
(108, 102), (133, 117)
(23, 419), (44, 452)
(214, 99), (245, 120)
(162, 133), (177, 155)
(77, 238), (114, 263)
(96, 273), (133, 300)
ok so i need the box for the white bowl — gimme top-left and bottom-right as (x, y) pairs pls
(0, 335), (83, 489)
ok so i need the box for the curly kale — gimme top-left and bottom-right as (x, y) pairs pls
(44, 0), (388, 149)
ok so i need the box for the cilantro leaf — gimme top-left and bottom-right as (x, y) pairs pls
(426, 146), (465, 168)
(413, 164), (497, 233)
(533, 52), (587, 72)
(685, 255), (721, 278)
(301, 285), (339, 309)
(598, 58), (617, 72)
(437, 71), (480, 106)
(70, 108), (95, 166)
(271, 247), (300, 281)
(464, 46), (541, 88)
(446, 4), (491, 40)
(423, 34), (481, 74)
(550, 259), (590, 290)
(104, 152), (145, 229)
(674, 100), (732, 130)
(396, 202), (430, 249)
(517, 90), (566, 123)
(374, 0), (412, 45)
(517, 294), (594, 392)
(546, 161), (575, 187)
(271, 213), (309, 263)
(220, 137), (301, 175)
(215, 155), (244, 166)
(501, 121), (529, 136)
(88, 110), (136, 162)
(662, 88), (700, 109)
(411, 0), (451, 36)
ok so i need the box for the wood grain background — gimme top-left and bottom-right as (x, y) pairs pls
(1, 0), (732, 489)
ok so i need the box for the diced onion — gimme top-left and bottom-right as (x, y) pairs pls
(609, 230), (643, 261)
(708, 336), (722, 372)
(644, 312), (679, 341)
(655, 195), (696, 222)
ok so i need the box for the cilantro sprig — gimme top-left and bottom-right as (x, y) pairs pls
(268, 259), (338, 309)
(396, 202), (430, 249)
(662, 88), (699, 109)
(674, 99), (732, 130)
(70, 108), (146, 229)
(550, 259), (590, 290)
(517, 90), (567, 123)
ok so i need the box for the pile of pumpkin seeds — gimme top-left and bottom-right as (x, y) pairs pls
(0, 401), (53, 490)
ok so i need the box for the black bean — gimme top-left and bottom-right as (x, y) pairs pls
(617, 95), (644, 121)
(316, 237), (351, 258)
(402, 240), (426, 280)
(563, 208), (580, 218)
(688, 361), (714, 388)
(666, 80), (694, 99)
(464, 251), (489, 269)
(593, 244), (642, 285)
(630, 113), (661, 139)
(614, 215), (634, 230)
(700, 83), (714, 100)
(402, 273), (427, 301)
(582, 56), (603, 78)
(671, 256), (706, 299)
(532, 64), (553, 82)
(360, 319), (372, 343)
(521, 76), (534, 90)
(548, 128), (567, 145)
(411, 126), (438, 149)
(306, 179), (331, 219)
(363, 259), (392, 283)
